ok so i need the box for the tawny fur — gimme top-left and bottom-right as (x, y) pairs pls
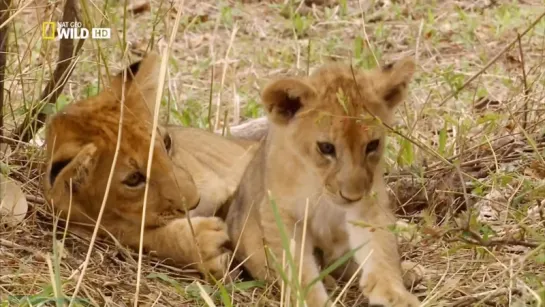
(216, 116), (269, 142)
(225, 58), (421, 306)
(42, 52), (258, 279)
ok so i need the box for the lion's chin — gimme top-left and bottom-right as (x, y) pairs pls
(321, 190), (352, 207)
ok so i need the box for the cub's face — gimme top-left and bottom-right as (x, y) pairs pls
(44, 53), (200, 227)
(261, 58), (415, 205)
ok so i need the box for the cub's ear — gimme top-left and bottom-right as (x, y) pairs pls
(373, 57), (416, 109)
(109, 59), (143, 99)
(46, 143), (99, 195)
(261, 78), (317, 126)
(125, 51), (162, 119)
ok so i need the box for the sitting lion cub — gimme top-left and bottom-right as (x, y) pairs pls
(43, 52), (257, 279)
(226, 58), (421, 306)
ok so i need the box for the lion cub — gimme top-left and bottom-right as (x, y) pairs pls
(43, 52), (257, 279)
(226, 58), (420, 306)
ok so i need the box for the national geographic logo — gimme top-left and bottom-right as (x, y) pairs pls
(42, 22), (111, 40)
(42, 22), (56, 40)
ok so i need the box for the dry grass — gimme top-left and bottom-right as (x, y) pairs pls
(1, 0), (545, 306)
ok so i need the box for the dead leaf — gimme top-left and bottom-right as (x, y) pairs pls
(421, 226), (442, 238)
(506, 53), (521, 64)
(425, 31), (432, 39)
(474, 96), (501, 111)
(170, 12), (209, 25)
(0, 174), (28, 227)
(524, 160), (545, 179)
(127, 0), (150, 15)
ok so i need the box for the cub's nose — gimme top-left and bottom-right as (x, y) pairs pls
(171, 195), (200, 214)
(339, 191), (363, 203)
(186, 196), (201, 211)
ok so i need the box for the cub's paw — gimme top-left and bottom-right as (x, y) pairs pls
(188, 197), (219, 218)
(361, 272), (420, 307)
(401, 260), (425, 289)
(69, 143), (98, 186)
(191, 217), (238, 281)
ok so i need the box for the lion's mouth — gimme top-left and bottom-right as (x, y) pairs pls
(322, 188), (365, 206)
(159, 208), (187, 220)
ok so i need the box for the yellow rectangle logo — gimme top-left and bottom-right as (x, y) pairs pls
(42, 22), (56, 40)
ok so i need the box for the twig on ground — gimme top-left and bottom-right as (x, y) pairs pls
(26, 194), (45, 205)
(433, 227), (540, 249)
(0, 238), (37, 254)
(452, 288), (522, 307)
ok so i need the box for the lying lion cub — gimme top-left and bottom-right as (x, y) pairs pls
(226, 58), (421, 306)
(43, 52), (258, 279)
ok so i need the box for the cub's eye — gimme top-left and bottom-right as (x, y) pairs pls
(317, 142), (336, 156)
(366, 139), (380, 154)
(123, 172), (146, 187)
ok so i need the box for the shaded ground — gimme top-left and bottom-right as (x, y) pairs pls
(1, 0), (545, 306)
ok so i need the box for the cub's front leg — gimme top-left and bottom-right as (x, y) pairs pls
(138, 217), (235, 280)
(261, 213), (332, 307)
(346, 206), (420, 307)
